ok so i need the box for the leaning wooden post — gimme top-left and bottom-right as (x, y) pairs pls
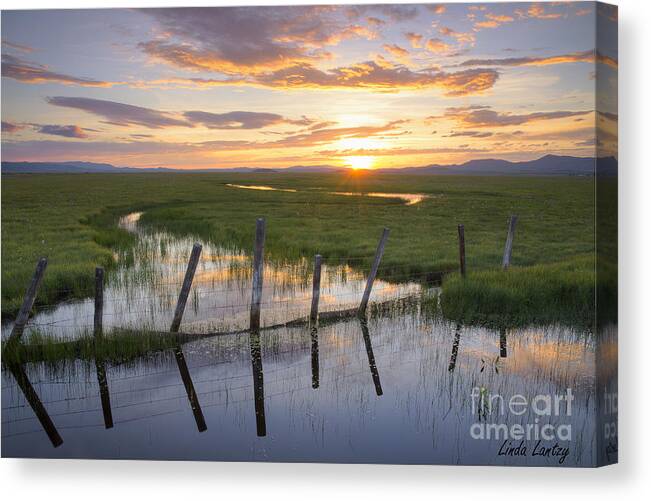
(170, 243), (202, 332)
(94, 267), (104, 338)
(310, 254), (322, 326)
(169, 243), (206, 432)
(250, 218), (266, 331)
(457, 224), (466, 277)
(358, 228), (390, 316)
(9, 258), (48, 342)
(502, 215), (518, 270)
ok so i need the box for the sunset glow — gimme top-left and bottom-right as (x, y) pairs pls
(0, 3), (618, 170)
(345, 155), (375, 170)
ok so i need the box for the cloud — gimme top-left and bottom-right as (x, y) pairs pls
(1, 54), (116, 87)
(445, 130), (494, 138)
(35, 124), (89, 138)
(269, 120), (408, 148)
(438, 26), (476, 45)
(434, 105), (592, 128)
(138, 7), (377, 76)
(248, 61), (498, 95)
(425, 38), (451, 53)
(183, 110), (312, 129)
(317, 146), (488, 157)
(404, 32), (424, 49)
(383, 43), (411, 62)
(2, 121), (24, 133)
(366, 17), (385, 27)
(426, 5), (447, 15)
(459, 50), (618, 69)
(347, 5), (419, 23)
(46, 96), (191, 129)
(516, 3), (565, 20)
(474, 12), (515, 30)
(2, 40), (34, 53)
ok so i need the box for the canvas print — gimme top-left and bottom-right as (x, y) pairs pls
(1, 2), (617, 467)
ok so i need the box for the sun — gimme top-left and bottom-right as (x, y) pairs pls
(345, 155), (375, 170)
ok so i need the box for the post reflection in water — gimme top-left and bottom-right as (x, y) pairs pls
(359, 319), (383, 396)
(249, 330), (267, 437)
(7, 363), (63, 448)
(310, 326), (319, 389)
(174, 346), (207, 432)
(448, 323), (462, 372)
(95, 356), (113, 429)
(500, 328), (508, 358)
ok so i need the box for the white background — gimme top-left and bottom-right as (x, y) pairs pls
(0, 0), (649, 499)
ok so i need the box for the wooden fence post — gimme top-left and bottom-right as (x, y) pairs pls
(502, 215), (518, 270)
(169, 243), (206, 432)
(310, 254), (322, 326)
(250, 218), (266, 331)
(9, 258), (48, 342)
(499, 328), (507, 358)
(448, 323), (462, 372)
(359, 319), (383, 396)
(310, 326), (319, 389)
(249, 331), (267, 436)
(358, 228), (390, 316)
(174, 347), (207, 432)
(457, 224), (466, 277)
(7, 363), (63, 447)
(94, 267), (104, 338)
(170, 243), (202, 333)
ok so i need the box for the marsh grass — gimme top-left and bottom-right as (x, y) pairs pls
(2, 172), (605, 327)
(438, 257), (600, 329)
(1, 328), (187, 365)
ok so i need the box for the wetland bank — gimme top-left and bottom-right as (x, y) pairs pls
(1, 172), (608, 465)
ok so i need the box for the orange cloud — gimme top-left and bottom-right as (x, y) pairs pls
(2, 54), (117, 87)
(404, 32), (423, 48)
(460, 50), (618, 69)
(425, 38), (452, 53)
(383, 43), (411, 62)
(438, 26), (476, 45)
(433, 105), (592, 128)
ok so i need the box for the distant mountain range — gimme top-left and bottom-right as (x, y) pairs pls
(1, 155), (617, 176)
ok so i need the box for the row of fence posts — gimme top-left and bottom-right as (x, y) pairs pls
(27, 212), (514, 363)
(8, 214), (519, 344)
(4, 215), (518, 445)
(456, 215), (518, 277)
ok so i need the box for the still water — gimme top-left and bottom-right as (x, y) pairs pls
(2, 314), (596, 465)
(1, 212), (421, 340)
(1, 212), (598, 465)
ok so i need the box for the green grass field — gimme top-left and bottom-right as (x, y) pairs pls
(1, 172), (610, 327)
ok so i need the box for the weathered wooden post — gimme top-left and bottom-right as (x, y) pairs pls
(169, 243), (206, 432)
(359, 318), (383, 396)
(457, 224), (466, 277)
(502, 215), (518, 270)
(499, 328), (507, 358)
(174, 347), (207, 432)
(358, 228), (390, 316)
(250, 218), (266, 331)
(448, 323), (462, 372)
(95, 358), (113, 429)
(249, 330), (267, 436)
(94, 267), (104, 338)
(9, 258), (47, 342)
(310, 326), (319, 389)
(7, 363), (63, 447)
(170, 243), (202, 333)
(310, 254), (322, 326)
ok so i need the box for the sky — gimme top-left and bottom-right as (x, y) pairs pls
(1, 2), (618, 170)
